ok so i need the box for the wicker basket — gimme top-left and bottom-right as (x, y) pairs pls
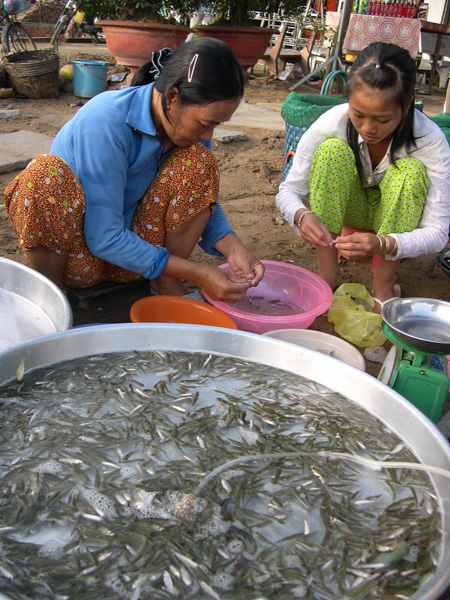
(4, 49), (60, 99)
(281, 93), (347, 182)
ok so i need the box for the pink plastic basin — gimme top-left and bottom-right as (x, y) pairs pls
(202, 260), (333, 335)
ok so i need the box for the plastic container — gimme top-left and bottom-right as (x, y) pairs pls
(130, 295), (238, 329)
(263, 329), (366, 371)
(4, 0), (24, 12)
(202, 260), (333, 335)
(73, 10), (85, 24)
(71, 59), (109, 99)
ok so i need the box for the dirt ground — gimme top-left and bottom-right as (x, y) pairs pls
(1, 49), (450, 600)
(1, 51), (450, 386)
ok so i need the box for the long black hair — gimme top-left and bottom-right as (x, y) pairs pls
(345, 42), (417, 175)
(131, 37), (245, 121)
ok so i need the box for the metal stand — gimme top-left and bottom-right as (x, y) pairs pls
(289, 0), (351, 91)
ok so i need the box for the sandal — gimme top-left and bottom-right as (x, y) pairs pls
(372, 284), (402, 313)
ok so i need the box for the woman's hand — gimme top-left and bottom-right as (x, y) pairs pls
(295, 210), (334, 248)
(215, 233), (265, 289)
(335, 232), (379, 260)
(226, 247), (265, 288)
(162, 251), (260, 303)
(198, 264), (255, 303)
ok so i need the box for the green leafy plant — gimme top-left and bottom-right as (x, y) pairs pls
(80, 0), (198, 23)
(199, 0), (309, 26)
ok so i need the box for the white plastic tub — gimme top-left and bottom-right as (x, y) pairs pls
(263, 328), (365, 371)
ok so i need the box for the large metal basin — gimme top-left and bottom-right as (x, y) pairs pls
(0, 257), (72, 351)
(0, 324), (449, 600)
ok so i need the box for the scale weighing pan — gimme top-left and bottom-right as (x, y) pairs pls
(382, 297), (450, 354)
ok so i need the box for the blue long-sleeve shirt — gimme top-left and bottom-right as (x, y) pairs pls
(51, 83), (234, 280)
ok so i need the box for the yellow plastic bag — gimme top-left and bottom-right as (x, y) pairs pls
(327, 283), (386, 348)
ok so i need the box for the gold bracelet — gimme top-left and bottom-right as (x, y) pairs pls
(376, 234), (388, 255)
(297, 210), (314, 230)
(390, 237), (398, 256)
(378, 234), (395, 256)
(376, 234), (384, 255)
(386, 236), (394, 255)
(382, 236), (395, 255)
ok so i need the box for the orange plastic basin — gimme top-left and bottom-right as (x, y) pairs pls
(130, 295), (238, 329)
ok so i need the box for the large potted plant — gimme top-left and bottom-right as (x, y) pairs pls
(194, 0), (308, 73)
(80, 0), (198, 75)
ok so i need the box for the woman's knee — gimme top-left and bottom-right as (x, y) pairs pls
(171, 143), (218, 166)
(394, 156), (426, 172)
(163, 144), (219, 188)
(311, 138), (356, 178)
(384, 157), (427, 179)
(135, 144), (219, 245)
(313, 138), (353, 159)
(382, 157), (428, 196)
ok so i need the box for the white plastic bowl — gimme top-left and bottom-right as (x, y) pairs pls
(263, 328), (366, 371)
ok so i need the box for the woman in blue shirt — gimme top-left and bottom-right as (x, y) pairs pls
(4, 38), (264, 302)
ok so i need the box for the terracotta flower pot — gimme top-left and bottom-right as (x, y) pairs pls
(195, 24), (276, 73)
(97, 20), (193, 75)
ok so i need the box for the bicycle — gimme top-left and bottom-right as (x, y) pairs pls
(1, 6), (37, 54)
(50, 0), (104, 47)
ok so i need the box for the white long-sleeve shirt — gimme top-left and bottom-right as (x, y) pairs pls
(276, 103), (450, 260)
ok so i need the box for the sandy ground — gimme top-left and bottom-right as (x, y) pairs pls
(1, 50), (450, 388)
(1, 46), (450, 600)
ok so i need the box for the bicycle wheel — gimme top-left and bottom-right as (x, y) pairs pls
(50, 14), (71, 47)
(3, 21), (37, 54)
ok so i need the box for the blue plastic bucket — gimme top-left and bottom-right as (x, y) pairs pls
(71, 59), (109, 99)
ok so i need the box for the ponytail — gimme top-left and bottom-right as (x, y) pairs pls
(130, 48), (172, 86)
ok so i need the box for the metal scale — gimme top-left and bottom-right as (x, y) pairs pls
(378, 298), (450, 424)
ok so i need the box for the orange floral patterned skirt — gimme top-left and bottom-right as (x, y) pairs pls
(4, 144), (219, 288)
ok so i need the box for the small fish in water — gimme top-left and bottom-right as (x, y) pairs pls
(15, 358), (25, 382)
(0, 350), (441, 600)
(234, 295), (304, 317)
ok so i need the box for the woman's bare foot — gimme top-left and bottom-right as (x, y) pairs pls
(150, 276), (190, 296)
(372, 284), (395, 303)
(371, 283), (400, 313)
(372, 298), (384, 315)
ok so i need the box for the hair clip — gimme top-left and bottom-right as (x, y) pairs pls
(188, 53), (199, 83)
(149, 47), (171, 79)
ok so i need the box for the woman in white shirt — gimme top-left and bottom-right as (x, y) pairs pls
(276, 42), (450, 309)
